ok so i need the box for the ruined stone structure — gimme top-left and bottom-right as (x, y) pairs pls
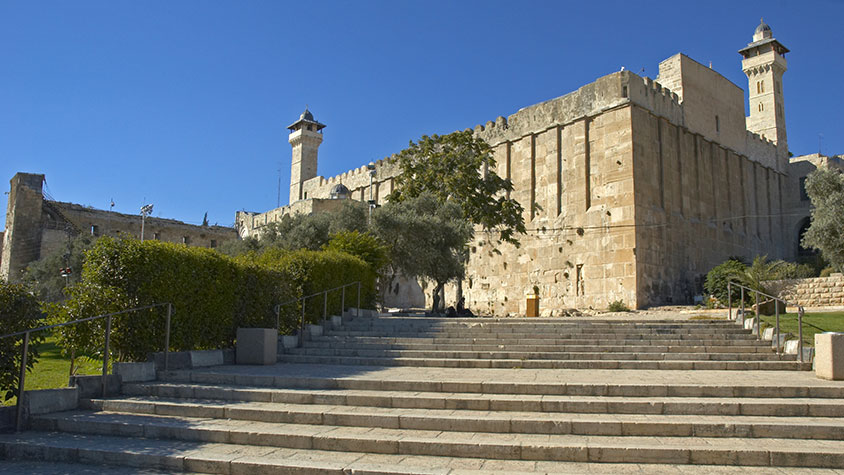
(1, 173), (238, 282)
(238, 21), (838, 313)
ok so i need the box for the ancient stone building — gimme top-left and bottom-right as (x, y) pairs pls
(238, 21), (838, 313)
(1, 172), (238, 282)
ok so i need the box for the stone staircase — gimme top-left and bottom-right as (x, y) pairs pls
(2, 315), (844, 473)
(282, 317), (811, 371)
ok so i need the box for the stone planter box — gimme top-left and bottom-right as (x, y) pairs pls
(815, 332), (844, 380)
(304, 324), (323, 339)
(280, 335), (299, 349)
(236, 328), (277, 365)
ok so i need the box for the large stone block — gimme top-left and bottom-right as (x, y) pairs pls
(114, 362), (156, 382)
(25, 387), (79, 415)
(815, 333), (844, 381)
(236, 328), (277, 365)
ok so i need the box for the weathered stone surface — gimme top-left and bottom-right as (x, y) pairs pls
(815, 332), (844, 380)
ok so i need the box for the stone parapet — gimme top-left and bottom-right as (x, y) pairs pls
(766, 274), (844, 308)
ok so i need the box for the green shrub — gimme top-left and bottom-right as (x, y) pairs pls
(324, 230), (389, 274)
(48, 237), (293, 361)
(0, 282), (44, 400)
(704, 259), (747, 304)
(607, 300), (630, 312)
(245, 248), (376, 326)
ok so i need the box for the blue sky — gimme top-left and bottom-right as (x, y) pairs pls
(2, 0), (842, 229)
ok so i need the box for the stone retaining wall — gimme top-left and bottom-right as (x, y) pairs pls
(767, 273), (844, 307)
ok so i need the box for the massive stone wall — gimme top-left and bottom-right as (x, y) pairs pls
(237, 64), (797, 312)
(1, 172), (237, 282)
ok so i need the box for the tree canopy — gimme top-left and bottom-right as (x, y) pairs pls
(387, 130), (525, 247)
(371, 193), (473, 311)
(802, 168), (844, 273)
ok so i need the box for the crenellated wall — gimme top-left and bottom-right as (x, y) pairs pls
(239, 54), (804, 313)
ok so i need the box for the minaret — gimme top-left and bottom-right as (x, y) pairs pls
(739, 19), (789, 157)
(287, 108), (325, 204)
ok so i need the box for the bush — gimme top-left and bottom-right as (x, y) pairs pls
(324, 231), (389, 274)
(0, 282), (44, 401)
(704, 259), (747, 304)
(607, 300), (630, 312)
(244, 248), (376, 326)
(47, 237), (294, 361)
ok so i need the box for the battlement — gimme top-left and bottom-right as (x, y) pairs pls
(473, 71), (688, 146)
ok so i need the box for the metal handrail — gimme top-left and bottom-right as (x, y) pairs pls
(0, 302), (172, 432)
(727, 281), (804, 363)
(274, 281), (362, 346)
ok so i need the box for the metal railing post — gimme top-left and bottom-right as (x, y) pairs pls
(299, 298), (306, 347)
(341, 286), (346, 319)
(164, 304), (172, 371)
(357, 282), (361, 318)
(323, 291), (328, 326)
(102, 315), (112, 398)
(727, 282), (732, 320)
(798, 306), (805, 363)
(740, 287), (745, 324)
(754, 291), (760, 339)
(15, 332), (30, 432)
(775, 299), (780, 356)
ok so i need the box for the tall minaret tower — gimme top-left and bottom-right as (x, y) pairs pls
(287, 108), (326, 204)
(739, 19), (789, 157)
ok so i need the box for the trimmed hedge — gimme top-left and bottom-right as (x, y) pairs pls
(243, 248), (376, 326)
(49, 237), (294, 361)
(47, 237), (376, 362)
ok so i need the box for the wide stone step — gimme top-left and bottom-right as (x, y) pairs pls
(312, 337), (768, 349)
(276, 354), (811, 370)
(317, 333), (764, 342)
(156, 368), (844, 398)
(130, 379), (844, 408)
(28, 410), (844, 468)
(301, 341), (775, 353)
(286, 348), (794, 362)
(335, 324), (748, 332)
(325, 330), (758, 339)
(7, 432), (840, 474)
(84, 397), (844, 440)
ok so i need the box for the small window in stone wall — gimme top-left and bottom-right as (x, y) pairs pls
(210, 240), (217, 248)
(799, 177), (809, 201)
(182, 236), (190, 245)
(715, 115), (720, 133)
(154, 232), (161, 240)
(91, 225), (99, 236)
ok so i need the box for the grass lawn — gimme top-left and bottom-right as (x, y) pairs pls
(2, 335), (102, 406)
(759, 311), (844, 347)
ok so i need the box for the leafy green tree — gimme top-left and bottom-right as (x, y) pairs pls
(0, 282), (44, 401)
(324, 230), (389, 274)
(802, 168), (844, 273)
(23, 234), (98, 302)
(220, 201), (367, 256)
(371, 193), (472, 312)
(387, 130), (525, 247)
